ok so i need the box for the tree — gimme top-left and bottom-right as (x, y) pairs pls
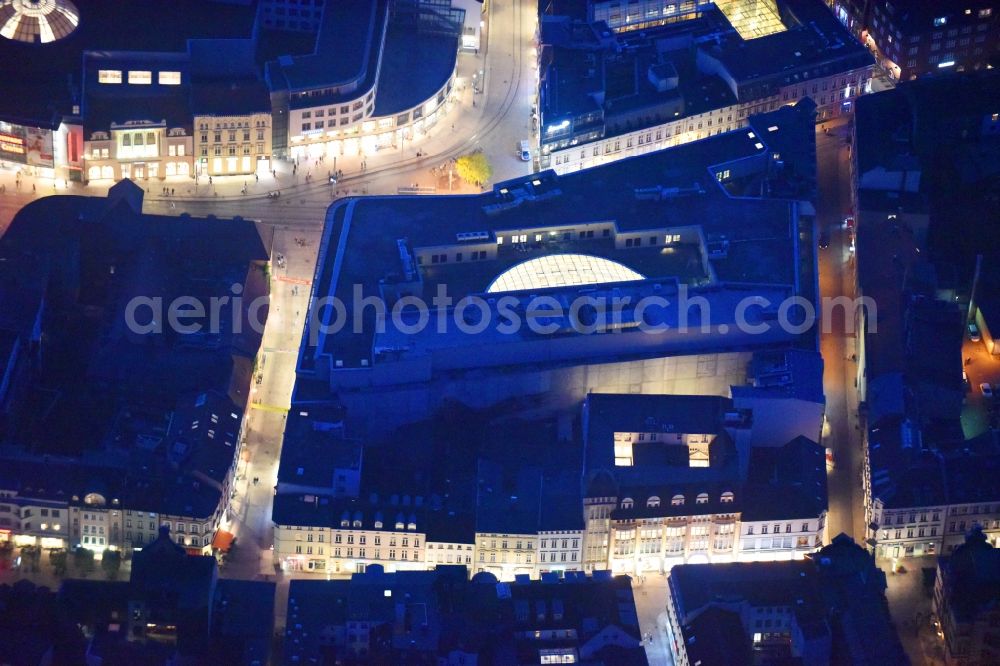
(454, 151), (493, 188)
(50, 550), (68, 577)
(73, 547), (94, 576)
(101, 550), (122, 580)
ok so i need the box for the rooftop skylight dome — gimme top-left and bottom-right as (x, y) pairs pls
(0, 0), (80, 44)
(487, 254), (645, 294)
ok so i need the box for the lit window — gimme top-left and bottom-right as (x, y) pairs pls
(128, 70), (152, 85)
(158, 71), (181, 85)
(98, 69), (122, 84)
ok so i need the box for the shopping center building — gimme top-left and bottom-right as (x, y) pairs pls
(266, 0), (465, 162)
(296, 100), (821, 437)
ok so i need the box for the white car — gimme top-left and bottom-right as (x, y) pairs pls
(982, 383), (993, 398)
(518, 140), (531, 162)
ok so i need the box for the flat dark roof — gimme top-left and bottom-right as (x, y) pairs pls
(372, 24), (458, 117)
(267, 0), (387, 94)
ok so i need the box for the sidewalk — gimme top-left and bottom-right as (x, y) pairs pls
(879, 556), (946, 666)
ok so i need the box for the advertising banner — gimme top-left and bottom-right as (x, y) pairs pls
(0, 121), (55, 167)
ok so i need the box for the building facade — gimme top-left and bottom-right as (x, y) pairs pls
(537, 529), (584, 575)
(474, 532), (538, 580)
(266, 0), (466, 161)
(272, 496), (428, 574)
(193, 111), (272, 178)
(538, 0), (873, 174)
(934, 530), (1000, 665)
(830, 0), (999, 81)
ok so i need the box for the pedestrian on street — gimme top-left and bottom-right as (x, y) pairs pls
(255, 173), (259, 182)
(32, 184), (35, 193)
(209, 176), (213, 185)
(171, 188), (174, 196)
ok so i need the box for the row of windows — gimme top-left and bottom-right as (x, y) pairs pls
(420, 249), (489, 265)
(301, 102), (364, 120)
(621, 492), (734, 509)
(294, 545), (419, 560)
(200, 144), (265, 158)
(480, 539), (534, 550)
(98, 69), (181, 85)
(540, 539), (579, 549)
(540, 552), (578, 563)
(198, 120), (267, 131)
(201, 131), (266, 143)
(745, 522), (812, 535)
(480, 551), (534, 563)
(8, 507), (62, 518)
(302, 115), (364, 132)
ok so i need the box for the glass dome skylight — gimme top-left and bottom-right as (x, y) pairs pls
(487, 254), (645, 294)
(0, 0), (80, 44)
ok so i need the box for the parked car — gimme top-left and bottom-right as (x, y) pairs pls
(818, 231), (830, 249)
(981, 383), (993, 398)
(266, 190), (281, 199)
(968, 322), (982, 342)
(518, 140), (531, 162)
(843, 215), (855, 230)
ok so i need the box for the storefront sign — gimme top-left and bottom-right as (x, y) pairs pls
(0, 121), (55, 167)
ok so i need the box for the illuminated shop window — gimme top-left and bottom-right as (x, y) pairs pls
(98, 70), (122, 84)
(158, 71), (181, 85)
(128, 70), (152, 85)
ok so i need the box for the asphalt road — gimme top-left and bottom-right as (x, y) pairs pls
(816, 117), (866, 545)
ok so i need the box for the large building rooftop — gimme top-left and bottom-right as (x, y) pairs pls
(300, 102), (816, 378)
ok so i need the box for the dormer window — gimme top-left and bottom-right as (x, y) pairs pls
(721, 491), (735, 503)
(621, 497), (634, 509)
(374, 521), (383, 529)
(647, 496), (660, 508)
(696, 493), (709, 504)
(353, 520), (362, 527)
(671, 495), (685, 506)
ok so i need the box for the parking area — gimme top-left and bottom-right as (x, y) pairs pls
(961, 329), (1000, 438)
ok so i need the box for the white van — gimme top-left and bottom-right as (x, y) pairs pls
(518, 140), (531, 162)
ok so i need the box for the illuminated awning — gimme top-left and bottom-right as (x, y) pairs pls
(212, 530), (235, 552)
(185, 547), (203, 556)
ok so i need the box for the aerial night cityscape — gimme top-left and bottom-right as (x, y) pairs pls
(0, 0), (998, 664)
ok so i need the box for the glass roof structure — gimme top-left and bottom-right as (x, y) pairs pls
(715, 0), (786, 41)
(486, 254), (645, 294)
(0, 0), (80, 44)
